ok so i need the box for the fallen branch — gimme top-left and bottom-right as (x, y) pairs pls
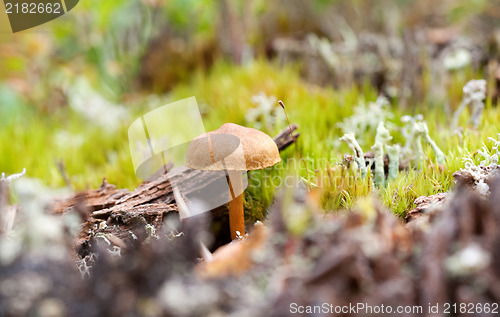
(53, 125), (300, 255)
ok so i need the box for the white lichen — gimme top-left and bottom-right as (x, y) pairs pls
(415, 122), (446, 165)
(451, 79), (487, 130)
(371, 142), (385, 187)
(0, 168), (26, 183)
(372, 122), (398, 187)
(401, 114), (423, 157)
(457, 133), (500, 196)
(337, 96), (393, 145)
(95, 234), (111, 245)
(307, 33), (339, 70)
(107, 246), (122, 257)
(401, 115), (445, 167)
(76, 253), (97, 279)
(157, 278), (220, 315)
(145, 224), (159, 240)
(445, 243), (491, 276)
(245, 92), (285, 130)
(67, 77), (129, 131)
(0, 178), (72, 264)
(340, 133), (367, 178)
(98, 221), (107, 230)
(386, 144), (400, 180)
(443, 48), (471, 71)
(476, 180), (490, 196)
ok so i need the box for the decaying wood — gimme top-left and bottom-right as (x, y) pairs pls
(52, 179), (129, 214)
(452, 170), (475, 188)
(55, 125), (300, 255)
(274, 123), (299, 151)
(405, 193), (447, 223)
(452, 165), (500, 189)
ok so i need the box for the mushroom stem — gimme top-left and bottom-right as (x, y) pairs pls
(227, 171), (245, 240)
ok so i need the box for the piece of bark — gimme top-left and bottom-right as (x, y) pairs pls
(452, 170), (475, 188)
(405, 193), (447, 222)
(51, 178), (129, 214)
(452, 165), (500, 189)
(274, 123), (300, 151)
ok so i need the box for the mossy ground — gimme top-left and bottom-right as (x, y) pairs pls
(1, 60), (498, 218)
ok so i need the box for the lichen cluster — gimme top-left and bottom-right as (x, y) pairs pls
(455, 133), (500, 196)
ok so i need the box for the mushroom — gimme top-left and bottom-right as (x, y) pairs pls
(185, 123), (281, 239)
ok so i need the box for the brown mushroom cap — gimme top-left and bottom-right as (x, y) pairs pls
(185, 123), (281, 171)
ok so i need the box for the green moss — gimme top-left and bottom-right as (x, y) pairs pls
(1, 60), (498, 218)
